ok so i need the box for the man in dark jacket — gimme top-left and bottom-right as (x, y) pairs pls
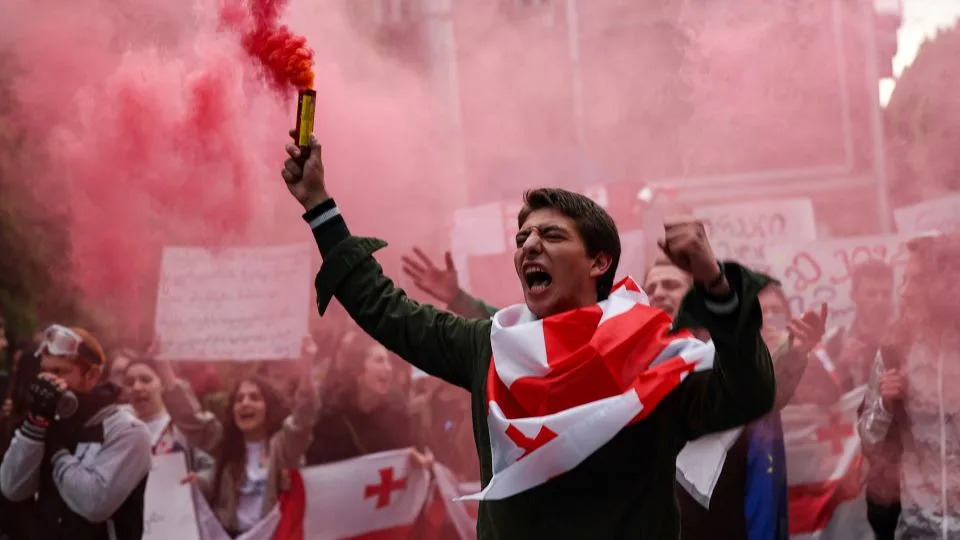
(0, 325), (151, 540)
(281, 134), (775, 539)
(404, 249), (827, 540)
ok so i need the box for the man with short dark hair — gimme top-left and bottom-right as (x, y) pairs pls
(643, 254), (695, 318)
(0, 324), (151, 540)
(827, 259), (895, 390)
(405, 250), (824, 539)
(281, 135), (776, 538)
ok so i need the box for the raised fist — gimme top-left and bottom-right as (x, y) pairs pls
(658, 217), (723, 286)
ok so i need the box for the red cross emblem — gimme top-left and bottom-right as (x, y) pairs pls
(816, 413), (853, 455)
(364, 467), (407, 509)
(506, 424), (557, 460)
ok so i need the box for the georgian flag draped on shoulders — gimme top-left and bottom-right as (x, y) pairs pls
(463, 276), (731, 501)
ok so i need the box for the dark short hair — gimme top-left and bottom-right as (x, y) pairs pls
(517, 188), (621, 300)
(851, 259), (894, 290)
(123, 356), (158, 378)
(643, 253), (692, 287)
(760, 280), (792, 319)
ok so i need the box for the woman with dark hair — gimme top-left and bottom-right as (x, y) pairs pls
(106, 347), (138, 393)
(306, 337), (417, 465)
(157, 359), (318, 536)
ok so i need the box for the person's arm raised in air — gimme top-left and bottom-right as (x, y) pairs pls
(282, 134), (489, 389)
(270, 358), (320, 468)
(659, 218), (777, 440)
(768, 307), (828, 411)
(401, 247), (499, 319)
(155, 358), (223, 455)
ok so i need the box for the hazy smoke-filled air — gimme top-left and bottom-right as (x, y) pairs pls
(0, 0), (920, 341)
(0, 0), (447, 342)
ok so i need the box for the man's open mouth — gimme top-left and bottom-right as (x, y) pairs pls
(524, 264), (553, 293)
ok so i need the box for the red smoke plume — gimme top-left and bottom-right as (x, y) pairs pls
(223, 0), (315, 91)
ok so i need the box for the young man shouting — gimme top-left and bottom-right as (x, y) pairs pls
(281, 135), (775, 539)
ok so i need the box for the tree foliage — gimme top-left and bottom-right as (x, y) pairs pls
(885, 22), (960, 206)
(0, 55), (88, 343)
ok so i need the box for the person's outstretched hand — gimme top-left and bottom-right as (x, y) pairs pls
(401, 248), (460, 305)
(788, 303), (829, 356)
(283, 131), (329, 211)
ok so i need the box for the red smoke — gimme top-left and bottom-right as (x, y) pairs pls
(223, 0), (315, 91)
(0, 0), (447, 344)
(244, 25), (315, 90)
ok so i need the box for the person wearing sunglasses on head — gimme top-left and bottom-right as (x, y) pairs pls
(0, 324), (151, 540)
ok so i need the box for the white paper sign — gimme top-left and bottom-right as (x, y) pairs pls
(143, 453), (201, 540)
(695, 198), (817, 274)
(766, 235), (910, 328)
(154, 244), (312, 360)
(894, 193), (960, 235)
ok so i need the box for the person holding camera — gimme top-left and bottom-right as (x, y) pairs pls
(0, 324), (151, 540)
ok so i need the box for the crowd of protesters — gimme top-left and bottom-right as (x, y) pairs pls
(1, 175), (959, 539)
(0, 308), (478, 539)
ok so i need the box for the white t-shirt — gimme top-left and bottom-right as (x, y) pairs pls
(235, 441), (269, 532)
(142, 411), (176, 455)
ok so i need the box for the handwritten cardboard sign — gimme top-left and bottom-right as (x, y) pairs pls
(154, 244), (312, 360)
(894, 193), (960, 235)
(143, 452), (201, 540)
(694, 198), (817, 274)
(766, 235), (909, 328)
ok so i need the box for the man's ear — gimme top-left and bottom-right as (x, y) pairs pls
(87, 364), (104, 388)
(589, 252), (613, 280)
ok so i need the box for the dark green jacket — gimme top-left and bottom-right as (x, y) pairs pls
(308, 204), (775, 539)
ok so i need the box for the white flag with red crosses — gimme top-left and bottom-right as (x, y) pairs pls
(272, 449), (432, 540)
(463, 276), (726, 501)
(783, 385), (873, 540)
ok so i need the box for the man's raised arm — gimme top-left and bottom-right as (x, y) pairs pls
(672, 263), (776, 440)
(655, 218), (776, 440)
(283, 134), (489, 389)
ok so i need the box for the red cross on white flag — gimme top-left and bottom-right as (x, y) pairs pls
(364, 468), (408, 509)
(783, 385), (873, 539)
(273, 449), (431, 540)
